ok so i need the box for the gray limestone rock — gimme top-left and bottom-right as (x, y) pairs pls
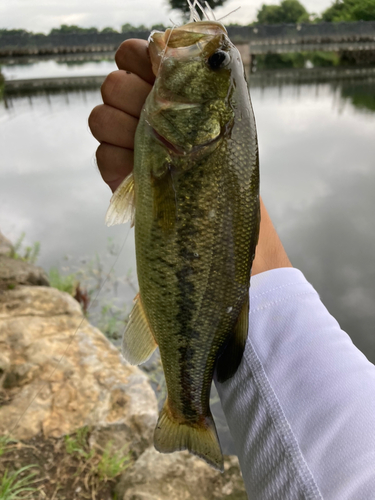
(0, 285), (158, 458)
(0, 255), (50, 289)
(117, 447), (247, 500)
(0, 231), (13, 256)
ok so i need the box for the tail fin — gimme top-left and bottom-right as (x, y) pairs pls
(154, 401), (224, 472)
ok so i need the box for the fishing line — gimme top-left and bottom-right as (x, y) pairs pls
(10, 225), (131, 436)
(216, 6), (241, 22)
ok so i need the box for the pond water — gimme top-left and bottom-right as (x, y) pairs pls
(2, 55), (117, 80)
(1, 59), (375, 453)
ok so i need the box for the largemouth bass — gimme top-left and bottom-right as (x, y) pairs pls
(106, 4), (260, 472)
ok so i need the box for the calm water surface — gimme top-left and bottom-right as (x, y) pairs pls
(1, 61), (374, 452)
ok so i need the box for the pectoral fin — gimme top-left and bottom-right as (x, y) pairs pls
(105, 172), (135, 227)
(216, 294), (249, 383)
(122, 294), (158, 365)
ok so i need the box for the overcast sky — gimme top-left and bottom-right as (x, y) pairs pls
(1, 0), (334, 33)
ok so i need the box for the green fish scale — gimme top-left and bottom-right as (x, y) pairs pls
(134, 122), (257, 424)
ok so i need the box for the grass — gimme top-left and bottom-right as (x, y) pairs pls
(0, 436), (12, 458)
(48, 239), (135, 340)
(96, 443), (131, 482)
(48, 267), (77, 295)
(0, 429), (132, 499)
(63, 427), (131, 489)
(0, 465), (38, 500)
(7, 233), (40, 265)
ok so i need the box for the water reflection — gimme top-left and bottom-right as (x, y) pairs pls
(340, 81), (375, 112)
(1, 57), (117, 80)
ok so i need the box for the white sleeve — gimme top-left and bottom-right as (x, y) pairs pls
(215, 268), (375, 500)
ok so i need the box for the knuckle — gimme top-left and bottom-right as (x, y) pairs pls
(115, 38), (136, 67)
(101, 70), (121, 102)
(88, 105), (103, 136)
(95, 143), (107, 166)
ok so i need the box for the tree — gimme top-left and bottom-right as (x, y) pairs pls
(151, 24), (167, 31)
(169, 0), (227, 15)
(121, 23), (148, 33)
(257, 0), (309, 24)
(101, 27), (119, 33)
(351, 0), (375, 20)
(49, 25), (98, 35)
(321, 0), (375, 22)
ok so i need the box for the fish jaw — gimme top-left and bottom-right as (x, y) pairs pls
(148, 21), (228, 78)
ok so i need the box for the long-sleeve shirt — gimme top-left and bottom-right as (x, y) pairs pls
(216, 268), (375, 500)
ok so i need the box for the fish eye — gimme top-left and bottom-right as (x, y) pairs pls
(207, 50), (230, 70)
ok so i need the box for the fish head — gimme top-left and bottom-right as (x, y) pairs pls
(146, 21), (243, 156)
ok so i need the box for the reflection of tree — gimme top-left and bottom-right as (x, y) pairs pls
(340, 82), (375, 112)
(0, 69), (4, 100)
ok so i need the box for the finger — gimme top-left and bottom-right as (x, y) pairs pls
(115, 38), (155, 84)
(101, 70), (152, 119)
(96, 143), (133, 192)
(89, 104), (138, 149)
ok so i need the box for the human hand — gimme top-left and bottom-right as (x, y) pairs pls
(88, 38), (292, 275)
(89, 39), (154, 193)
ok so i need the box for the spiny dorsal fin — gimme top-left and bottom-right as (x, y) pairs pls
(105, 172), (135, 227)
(122, 294), (158, 365)
(216, 294), (249, 383)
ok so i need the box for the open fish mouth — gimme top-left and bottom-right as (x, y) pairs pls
(149, 21), (228, 77)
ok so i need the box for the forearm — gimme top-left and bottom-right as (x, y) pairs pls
(251, 198), (292, 276)
(216, 268), (375, 499)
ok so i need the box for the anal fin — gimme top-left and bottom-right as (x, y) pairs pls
(216, 294), (249, 383)
(122, 294), (157, 365)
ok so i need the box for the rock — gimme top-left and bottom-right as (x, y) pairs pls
(117, 447), (247, 500)
(0, 255), (50, 289)
(0, 285), (158, 458)
(0, 231), (13, 256)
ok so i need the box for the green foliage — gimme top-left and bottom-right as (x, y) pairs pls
(0, 436), (13, 458)
(49, 24), (99, 35)
(64, 428), (131, 484)
(0, 465), (38, 499)
(48, 267), (77, 294)
(100, 27), (119, 33)
(64, 427), (94, 459)
(8, 233), (40, 264)
(97, 300), (129, 340)
(309, 51), (340, 66)
(151, 23), (167, 31)
(169, 0), (227, 15)
(49, 239), (134, 339)
(256, 52), (306, 69)
(257, 0), (310, 24)
(96, 443), (131, 481)
(255, 50), (340, 69)
(0, 29), (29, 36)
(321, 0), (375, 22)
(121, 23), (148, 33)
